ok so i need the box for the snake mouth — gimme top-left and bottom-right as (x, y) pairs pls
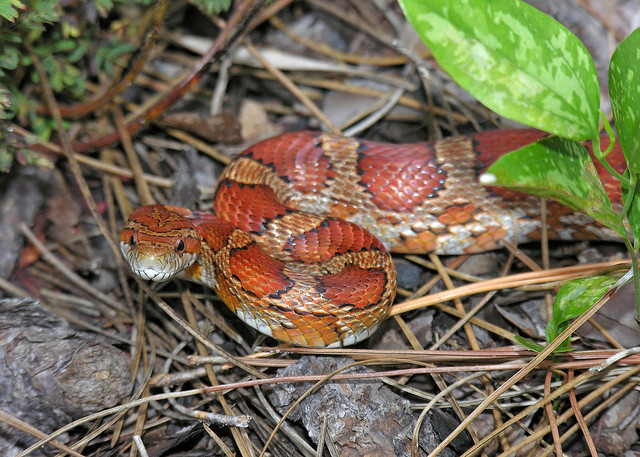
(130, 265), (177, 282)
(120, 241), (197, 282)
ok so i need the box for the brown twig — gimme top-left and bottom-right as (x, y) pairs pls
(25, 40), (126, 279)
(38, 0), (169, 118)
(390, 261), (629, 317)
(543, 370), (563, 455)
(499, 362), (640, 457)
(113, 105), (154, 206)
(452, 271), (634, 457)
(243, 40), (341, 134)
(0, 409), (86, 457)
(70, 0), (265, 153)
(568, 368), (598, 456)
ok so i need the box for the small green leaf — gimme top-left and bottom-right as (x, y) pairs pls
(50, 70), (63, 92)
(486, 136), (624, 234)
(61, 18), (80, 38)
(0, 46), (20, 70)
(398, 0), (600, 140)
(68, 41), (89, 63)
(514, 335), (545, 353)
(52, 39), (76, 53)
(0, 0), (25, 22)
(610, 28), (640, 173)
(0, 88), (12, 120)
(546, 274), (622, 350)
(192, 0), (232, 15)
(95, 0), (114, 17)
(4, 32), (22, 44)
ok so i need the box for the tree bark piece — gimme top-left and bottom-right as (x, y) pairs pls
(0, 298), (132, 456)
(268, 356), (459, 457)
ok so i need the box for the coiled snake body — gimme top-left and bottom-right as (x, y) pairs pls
(120, 130), (622, 347)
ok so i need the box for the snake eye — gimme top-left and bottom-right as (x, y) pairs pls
(129, 235), (136, 246)
(176, 239), (185, 253)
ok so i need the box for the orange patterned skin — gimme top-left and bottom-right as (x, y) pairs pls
(120, 130), (624, 347)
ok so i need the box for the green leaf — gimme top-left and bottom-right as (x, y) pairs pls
(514, 335), (545, 353)
(50, 71), (63, 92)
(95, 0), (115, 17)
(0, 46), (20, 70)
(486, 136), (624, 234)
(610, 28), (640, 173)
(0, 88), (13, 120)
(546, 274), (622, 350)
(52, 39), (76, 53)
(4, 31), (22, 44)
(68, 40), (89, 63)
(398, 0), (600, 140)
(191, 0), (232, 15)
(0, 0), (25, 22)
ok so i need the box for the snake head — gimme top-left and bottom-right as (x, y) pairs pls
(120, 205), (202, 281)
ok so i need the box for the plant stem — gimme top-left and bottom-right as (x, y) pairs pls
(595, 114), (628, 184)
(622, 171), (640, 337)
(631, 245), (640, 338)
(595, 120), (639, 335)
(625, 171), (640, 336)
(622, 172), (638, 221)
(620, 234), (640, 338)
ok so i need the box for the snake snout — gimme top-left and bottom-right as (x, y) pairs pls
(120, 240), (198, 282)
(119, 205), (203, 282)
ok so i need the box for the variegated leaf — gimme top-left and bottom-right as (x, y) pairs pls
(610, 27), (640, 172)
(399, 0), (600, 140)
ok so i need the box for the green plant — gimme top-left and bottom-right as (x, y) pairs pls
(1, 0), (26, 22)
(399, 0), (640, 350)
(0, 0), (137, 169)
(1, 0), (234, 171)
(191, 0), (232, 15)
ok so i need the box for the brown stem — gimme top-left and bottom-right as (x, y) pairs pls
(25, 41), (123, 266)
(38, 0), (169, 118)
(70, 0), (264, 153)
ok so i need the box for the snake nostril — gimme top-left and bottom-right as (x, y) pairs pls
(129, 235), (136, 246)
(176, 239), (185, 253)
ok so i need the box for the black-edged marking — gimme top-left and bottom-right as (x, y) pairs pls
(214, 179), (293, 235)
(239, 150), (294, 183)
(314, 265), (391, 310)
(266, 279), (296, 299)
(227, 243), (295, 299)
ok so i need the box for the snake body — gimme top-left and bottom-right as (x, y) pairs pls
(120, 130), (623, 347)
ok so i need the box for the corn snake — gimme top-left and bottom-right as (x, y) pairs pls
(120, 129), (622, 347)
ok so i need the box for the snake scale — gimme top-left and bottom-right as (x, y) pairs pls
(120, 129), (623, 347)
